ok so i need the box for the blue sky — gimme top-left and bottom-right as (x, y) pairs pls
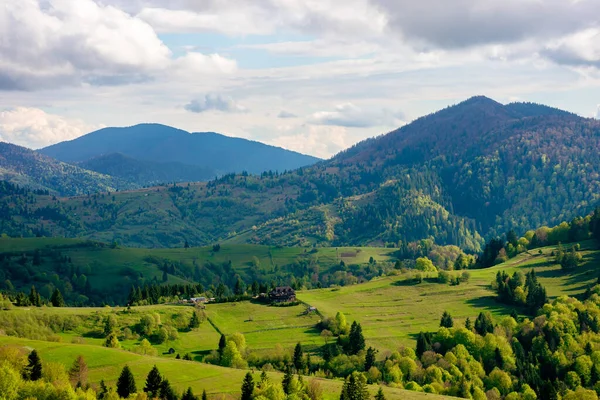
(0, 0), (599, 158)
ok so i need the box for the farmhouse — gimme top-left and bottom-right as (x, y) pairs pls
(269, 286), (296, 303)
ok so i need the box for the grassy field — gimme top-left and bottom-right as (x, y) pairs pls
(0, 336), (454, 400)
(0, 237), (397, 296)
(299, 241), (600, 351)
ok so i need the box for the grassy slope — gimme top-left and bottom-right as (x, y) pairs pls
(0, 336), (453, 400)
(0, 237), (397, 294)
(298, 241), (600, 351)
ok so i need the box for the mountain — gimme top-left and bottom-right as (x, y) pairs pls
(0, 142), (136, 196)
(3, 97), (600, 249)
(78, 153), (216, 186)
(40, 123), (321, 176)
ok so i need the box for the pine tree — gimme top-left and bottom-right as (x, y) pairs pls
(189, 311), (200, 329)
(160, 379), (179, 400)
(415, 332), (432, 357)
(202, 389), (208, 400)
(25, 349), (42, 381)
(474, 312), (494, 335)
(29, 285), (42, 307)
(218, 334), (226, 357)
(375, 386), (386, 400)
(348, 321), (365, 355)
(98, 380), (109, 400)
(181, 387), (197, 400)
(50, 288), (65, 307)
(364, 347), (377, 371)
(144, 365), (163, 397)
(293, 342), (304, 371)
(282, 366), (294, 394)
(116, 365), (137, 398)
(465, 317), (473, 330)
(68, 355), (88, 387)
(340, 371), (369, 400)
(440, 311), (454, 328)
(241, 372), (254, 400)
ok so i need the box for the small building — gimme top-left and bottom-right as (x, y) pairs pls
(190, 297), (207, 304)
(269, 286), (296, 303)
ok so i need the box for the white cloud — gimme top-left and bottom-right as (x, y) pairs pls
(0, 107), (101, 149)
(309, 103), (405, 128)
(184, 94), (248, 114)
(267, 124), (350, 159)
(543, 29), (600, 68)
(0, 0), (235, 89)
(135, 0), (386, 38)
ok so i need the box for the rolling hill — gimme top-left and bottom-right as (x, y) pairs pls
(40, 123), (321, 176)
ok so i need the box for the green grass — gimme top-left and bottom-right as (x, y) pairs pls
(206, 302), (323, 351)
(299, 241), (600, 351)
(0, 336), (454, 400)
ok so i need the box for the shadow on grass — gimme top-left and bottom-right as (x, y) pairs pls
(465, 295), (514, 315)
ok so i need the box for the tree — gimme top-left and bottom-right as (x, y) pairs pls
(202, 389), (208, 400)
(365, 347), (377, 371)
(163, 270), (168, 282)
(293, 343), (304, 371)
(282, 366), (294, 395)
(50, 288), (65, 307)
(98, 380), (109, 399)
(25, 350), (42, 381)
(104, 332), (120, 348)
(68, 355), (88, 387)
(116, 365), (137, 398)
(241, 372), (254, 400)
(348, 321), (365, 355)
(465, 317), (473, 330)
(340, 371), (369, 400)
(144, 365), (163, 397)
(160, 379), (179, 400)
(182, 387), (198, 400)
(218, 334), (226, 357)
(103, 315), (117, 337)
(29, 285), (42, 307)
(189, 312), (200, 329)
(375, 387), (386, 400)
(440, 311), (454, 328)
(415, 257), (437, 272)
(416, 332), (432, 357)
(474, 312), (494, 335)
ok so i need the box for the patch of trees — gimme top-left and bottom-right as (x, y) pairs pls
(494, 269), (547, 313)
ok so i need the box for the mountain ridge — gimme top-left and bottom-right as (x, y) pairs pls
(40, 123), (321, 176)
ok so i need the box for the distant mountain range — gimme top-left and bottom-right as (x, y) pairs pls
(2, 97), (599, 249)
(40, 123), (321, 177)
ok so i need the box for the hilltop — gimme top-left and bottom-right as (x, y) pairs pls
(40, 123), (321, 176)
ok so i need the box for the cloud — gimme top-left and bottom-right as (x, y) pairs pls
(134, 0), (386, 38)
(277, 111), (297, 119)
(184, 94), (248, 114)
(264, 124), (350, 159)
(542, 29), (600, 69)
(374, 0), (599, 49)
(0, 0), (235, 90)
(0, 107), (101, 149)
(596, 105), (600, 120)
(309, 103), (405, 128)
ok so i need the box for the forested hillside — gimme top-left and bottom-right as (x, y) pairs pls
(2, 97), (599, 249)
(0, 142), (136, 196)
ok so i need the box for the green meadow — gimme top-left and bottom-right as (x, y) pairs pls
(0, 336), (453, 400)
(299, 241), (600, 351)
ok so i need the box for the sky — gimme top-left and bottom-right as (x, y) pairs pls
(0, 0), (599, 159)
